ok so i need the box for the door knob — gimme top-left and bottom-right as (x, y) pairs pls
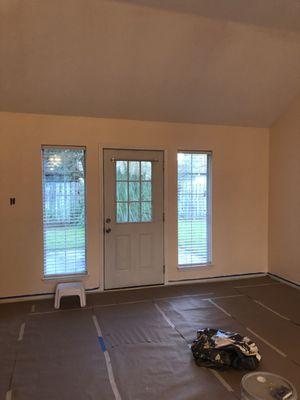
(106, 218), (111, 223)
(105, 228), (112, 234)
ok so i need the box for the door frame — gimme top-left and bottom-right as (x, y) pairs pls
(99, 144), (168, 291)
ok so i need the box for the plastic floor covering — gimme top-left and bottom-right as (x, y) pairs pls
(0, 275), (299, 400)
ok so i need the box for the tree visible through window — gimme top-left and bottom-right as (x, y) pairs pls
(42, 147), (86, 276)
(178, 152), (211, 266)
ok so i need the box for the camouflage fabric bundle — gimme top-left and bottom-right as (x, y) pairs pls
(191, 328), (261, 370)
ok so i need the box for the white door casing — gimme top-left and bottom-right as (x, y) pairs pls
(104, 149), (164, 289)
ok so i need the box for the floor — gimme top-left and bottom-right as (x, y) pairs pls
(1, 275), (299, 400)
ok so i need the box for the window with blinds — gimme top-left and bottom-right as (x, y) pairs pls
(42, 147), (87, 276)
(177, 151), (211, 266)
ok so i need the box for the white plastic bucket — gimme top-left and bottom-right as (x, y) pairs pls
(241, 372), (297, 400)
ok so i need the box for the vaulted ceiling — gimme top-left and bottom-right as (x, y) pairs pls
(1, 0), (300, 127)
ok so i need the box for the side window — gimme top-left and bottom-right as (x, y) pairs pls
(177, 151), (211, 266)
(42, 147), (87, 276)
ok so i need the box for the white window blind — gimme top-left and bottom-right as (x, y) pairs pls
(178, 151), (211, 266)
(42, 147), (87, 276)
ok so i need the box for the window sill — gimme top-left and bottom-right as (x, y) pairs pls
(177, 263), (213, 270)
(42, 273), (89, 281)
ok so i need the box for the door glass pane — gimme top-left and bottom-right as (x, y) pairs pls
(129, 202), (140, 222)
(141, 161), (152, 180)
(115, 159), (153, 223)
(129, 161), (140, 181)
(116, 161), (128, 180)
(117, 202), (128, 223)
(141, 202), (152, 222)
(116, 182), (128, 202)
(141, 182), (151, 201)
(129, 182), (140, 201)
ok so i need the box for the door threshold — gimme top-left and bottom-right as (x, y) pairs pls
(104, 283), (165, 292)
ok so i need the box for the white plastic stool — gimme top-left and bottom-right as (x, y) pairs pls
(54, 282), (86, 309)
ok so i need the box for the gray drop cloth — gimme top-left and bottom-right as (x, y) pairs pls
(156, 296), (244, 343)
(0, 302), (31, 399)
(0, 333), (17, 400)
(109, 342), (236, 400)
(1, 276), (299, 400)
(10, 310), (114, 400)
(236, 283), (300, 324)
(94, 302), (175, 346)
(94, 302), (236, 400)
(214, 296), (300, 364)
(156, 296), (300, 394)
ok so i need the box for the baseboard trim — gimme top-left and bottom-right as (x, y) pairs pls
(0, 286), (100, 304)
(167, 272), (267, 285)
(267, 273), (299, 289)
(0, 271), (276, 304)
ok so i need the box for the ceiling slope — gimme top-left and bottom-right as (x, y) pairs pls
(1, 0), (300, 127)
(113, 0), (300, 32)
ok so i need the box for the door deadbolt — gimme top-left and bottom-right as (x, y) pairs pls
(106, 218), (111, 223)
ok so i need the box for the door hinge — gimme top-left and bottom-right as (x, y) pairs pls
(163, 212), (165, 222)
(163, 265), (165, 275)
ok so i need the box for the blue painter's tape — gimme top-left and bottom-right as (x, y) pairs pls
(98, 336), (107, 352)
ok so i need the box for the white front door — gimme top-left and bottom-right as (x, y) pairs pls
(103, 149), (164, 289)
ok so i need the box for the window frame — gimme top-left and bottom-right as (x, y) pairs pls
(41, 145), (88, 278)
(177, 150), (212, 269)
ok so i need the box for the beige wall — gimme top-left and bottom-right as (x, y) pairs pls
(269, 94), (300, 284)
(0, 112), (269, 298)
